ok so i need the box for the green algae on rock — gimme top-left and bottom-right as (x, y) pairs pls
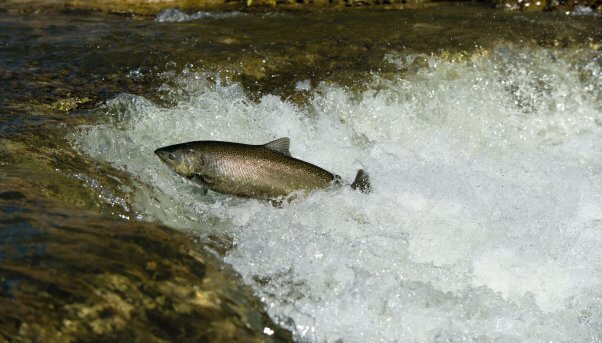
(0, 179), (293, 342)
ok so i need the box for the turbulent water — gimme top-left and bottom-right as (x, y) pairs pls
(155, 8), (246, 22)
(72, 42), (602, 341)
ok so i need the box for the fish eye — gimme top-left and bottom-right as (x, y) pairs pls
(168, 153), (176, 160)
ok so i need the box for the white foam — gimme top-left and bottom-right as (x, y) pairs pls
(155, 8), (245, 23)
(72, 44), (602, 341)
(572, 5), (598, 16)
(295, 79), (312, 92)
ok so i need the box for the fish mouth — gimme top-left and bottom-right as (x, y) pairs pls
(154, 148), (169, 163)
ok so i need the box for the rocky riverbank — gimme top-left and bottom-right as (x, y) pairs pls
(3, 0), (600, 15)
(0, 176), (292, 342)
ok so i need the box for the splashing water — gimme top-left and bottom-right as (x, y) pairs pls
(72, 44), (602, 341)
(155, 8), (246, 22)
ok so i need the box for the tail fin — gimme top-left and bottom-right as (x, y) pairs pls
(351, 169), (371, 193)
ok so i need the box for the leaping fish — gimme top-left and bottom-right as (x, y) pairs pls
(154, 137), (370, 200)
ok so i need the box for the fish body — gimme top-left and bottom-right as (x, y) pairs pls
(155, 138), (370, 199)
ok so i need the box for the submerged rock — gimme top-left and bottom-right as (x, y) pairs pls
(0, 180), (292, 342)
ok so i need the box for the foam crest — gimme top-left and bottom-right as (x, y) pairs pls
(155, 8), (245, 22)
(72, 45), (602, 341)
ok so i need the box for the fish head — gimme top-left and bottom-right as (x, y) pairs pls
(154, 144), (203, 178)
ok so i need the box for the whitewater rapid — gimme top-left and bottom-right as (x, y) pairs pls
(73, 44), (602, 341)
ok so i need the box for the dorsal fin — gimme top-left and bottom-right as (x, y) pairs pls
(263, 137), (291, 156)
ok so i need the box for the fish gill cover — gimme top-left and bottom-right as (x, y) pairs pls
(72, 44), (602, 341)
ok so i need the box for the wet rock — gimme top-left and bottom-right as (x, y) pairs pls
(42, 97), (92, 113)
(496, 0), (547, 11)
(496, 0), (601, 12)
(3, 0), (238, 14)
(0, 136), (135, 218)
(3, 0), (601, 12)
(0, 179), (293, 342)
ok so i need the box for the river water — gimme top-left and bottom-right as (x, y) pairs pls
(2, 4), (602, 341)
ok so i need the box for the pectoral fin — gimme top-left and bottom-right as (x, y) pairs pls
(351, 169), (370, 193)
(263, 137), (291, 156)
(199, 174), (215, 185)
(189, 174), (215, 186)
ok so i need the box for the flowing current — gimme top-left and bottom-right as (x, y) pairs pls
(73, 44), (602, 341)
